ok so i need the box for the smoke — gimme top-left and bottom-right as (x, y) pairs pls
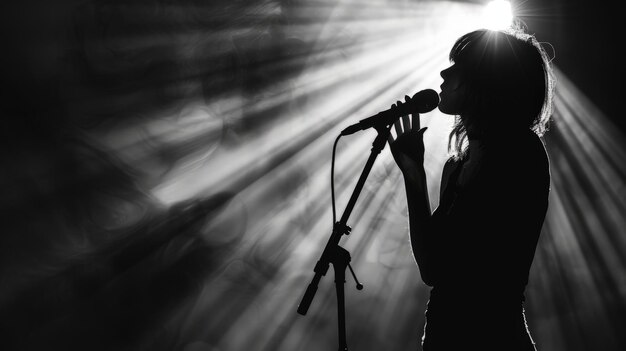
(0, 0), (319, 349)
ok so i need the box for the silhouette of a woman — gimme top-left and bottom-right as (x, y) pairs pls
(388, 27), (555, 350)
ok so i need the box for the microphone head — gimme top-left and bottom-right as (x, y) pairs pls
(411, 89), (440, 113)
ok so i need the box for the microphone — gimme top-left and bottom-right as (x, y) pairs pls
(340, 89), (439, 136)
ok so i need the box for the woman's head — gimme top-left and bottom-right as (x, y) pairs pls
(439, 27), (555, 157)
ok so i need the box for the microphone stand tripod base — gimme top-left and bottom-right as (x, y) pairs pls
(329, 244), (352, 351)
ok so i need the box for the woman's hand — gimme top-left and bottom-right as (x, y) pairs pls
(388, 97), (433, 281)
(388, 96), (428, 182)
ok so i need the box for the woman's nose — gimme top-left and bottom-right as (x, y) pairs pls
(440, 67), (449, 79)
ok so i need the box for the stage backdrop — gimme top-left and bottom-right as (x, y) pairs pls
(1, 1), (624, 351)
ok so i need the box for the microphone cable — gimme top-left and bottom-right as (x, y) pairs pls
(331, 133), (341, 225)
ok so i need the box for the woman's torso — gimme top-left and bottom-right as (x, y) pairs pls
(421, 130), (549, 350)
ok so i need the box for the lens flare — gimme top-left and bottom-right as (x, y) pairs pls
(483, 0), (513, 30)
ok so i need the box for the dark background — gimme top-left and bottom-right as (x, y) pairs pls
(0, 1), (623, 350)
(519, 0), (623, 133)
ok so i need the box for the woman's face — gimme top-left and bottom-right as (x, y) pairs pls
(438, 63), (466, 115)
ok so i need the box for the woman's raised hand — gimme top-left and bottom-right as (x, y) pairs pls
(388, 95), (428, 178)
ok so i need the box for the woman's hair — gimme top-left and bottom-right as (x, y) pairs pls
(447, 25), (555, 159)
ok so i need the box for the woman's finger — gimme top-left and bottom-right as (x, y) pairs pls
(411, 113), (420, 131)
(387, 132), (395, 146)
(394, 119), (403, 138)
(402, 114), (411, 132)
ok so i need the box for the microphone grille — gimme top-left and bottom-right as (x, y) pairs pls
(412, 89), (440, 113)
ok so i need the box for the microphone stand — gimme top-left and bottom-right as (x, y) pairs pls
(297, 124), (391, 351)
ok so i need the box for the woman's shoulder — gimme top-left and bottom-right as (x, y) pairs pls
(513, 131), (549, 172)
(485, 131), (550, 189)
(441, 157), (464, 180)
(488, 131), (548, 167)
(443, 156), (463, 169)
(439, 157), (464, 197)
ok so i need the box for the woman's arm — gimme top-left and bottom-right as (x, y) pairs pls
(403, 166), (436, 286)
(388, 111), (436, 286)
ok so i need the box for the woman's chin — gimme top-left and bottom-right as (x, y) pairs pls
(437, 104), (454, 115)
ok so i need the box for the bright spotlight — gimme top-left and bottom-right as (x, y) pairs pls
(483, 0), (513, 30)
